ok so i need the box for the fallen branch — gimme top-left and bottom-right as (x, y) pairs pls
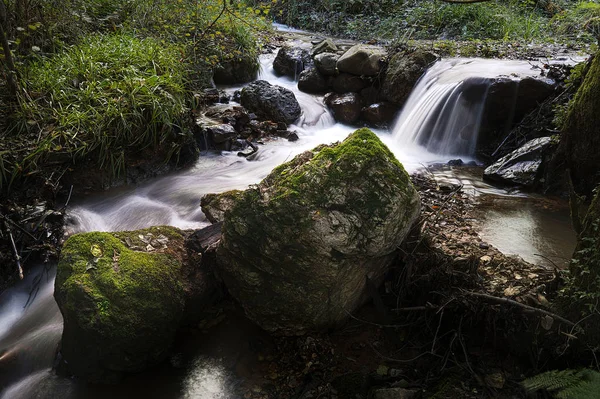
(462, 290), (577, 327)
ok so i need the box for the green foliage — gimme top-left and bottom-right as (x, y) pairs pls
(15, 33), (188, 178)
(523, 369), (600, 398)
(265, 0), (549, 42)
(552, 1), (600, 43)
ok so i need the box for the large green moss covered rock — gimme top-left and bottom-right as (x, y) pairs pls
(561, 54), (600, 197)
(216, 128), (421, 334)
(54, 226), (187, 382)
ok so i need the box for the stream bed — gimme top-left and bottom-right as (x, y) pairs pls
(0, 36), (578, 398)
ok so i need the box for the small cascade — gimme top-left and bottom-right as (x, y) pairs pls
(391, 58), (545, 157)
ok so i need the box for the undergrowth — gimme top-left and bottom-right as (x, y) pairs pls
(263, 0), (598, 43)
(11, 34), (188, 180)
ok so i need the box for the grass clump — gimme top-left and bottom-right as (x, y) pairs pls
(14, 33), (188, 179)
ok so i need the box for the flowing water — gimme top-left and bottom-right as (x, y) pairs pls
(0, 49), (577, 397)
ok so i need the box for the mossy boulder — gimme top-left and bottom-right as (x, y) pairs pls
(561, 54), (600, 197)
(216, 128), (421, 334)
(54, 226), (187, 382)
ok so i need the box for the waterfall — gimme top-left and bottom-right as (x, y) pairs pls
(391, 58), (544, 157)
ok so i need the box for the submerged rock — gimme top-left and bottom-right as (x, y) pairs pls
(240, 80), (302, 125)
(483, 137), (554, 186)
(216, 128), (421, 334)
(273, 46), (312, 78)
(381, 50), (437, 106)
(337, 44), (385, 76)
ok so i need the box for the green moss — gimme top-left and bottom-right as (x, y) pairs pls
(263, 128), (411, 219)
(56, 227), (185, 337)
(561, 54), (600, 196)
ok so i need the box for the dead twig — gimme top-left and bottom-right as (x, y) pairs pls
(5, 222), (23, 279)
(462, 290), (577, 328)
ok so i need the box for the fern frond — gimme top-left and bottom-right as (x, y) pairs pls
(523, 369), (583, 392)
(523, 369), (600, 399)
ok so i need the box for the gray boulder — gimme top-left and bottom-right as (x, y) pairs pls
(483, 137), (554, 186)
(312, 38), (338, 57)
(314, 52), (339, 76)
(240, 80), (301, 125)
(273, 46), (312, 78)
(298, 67), (329, 94)
(215, 128), (421, 334)
(381, 50), (437, 105)
(207, 124), (236, 144)
(337, 44), (386, 76)
(325, 92), (364, 125)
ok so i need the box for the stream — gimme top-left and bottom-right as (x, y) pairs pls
(0, 38), (577, 398)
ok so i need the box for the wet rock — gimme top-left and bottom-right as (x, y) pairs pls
(483, 137), (554, 186)
(213, 55), (258, 84)
(298, 67), (329, 94)
(361, 102), (398, 128)
(273, 46), (312, 78)
(54, 227), (188, 382)
(381, 50), (437, 106)
(207, 124), (237, 144)
(240, 80), (302, 125)
(55, 226), (222, 382)
(314, 52), (339, 76)
(332, 73), (369, 94)
(325, 92), (364, 125)
(478, 77), (556, 152)
(216, 128), (421, 334)
(337, 44), (385, 76)
(287, 131), (299, 142)
(373, 388), (420, 399)
(447, 159), (464, 166)
(204, 105), (250, 132)
(312, 38), (338, 57)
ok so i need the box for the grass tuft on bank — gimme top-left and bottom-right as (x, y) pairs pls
(0, 0), (270, 190)
(7, 34), (187, 181)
